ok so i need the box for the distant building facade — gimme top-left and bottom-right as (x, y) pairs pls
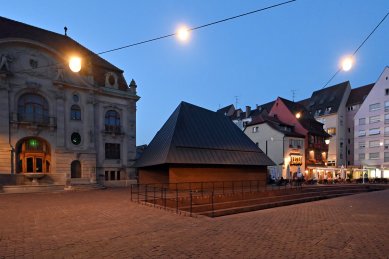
(344, 83), (374, 166)
(353, 67), (389, 178)
(268, 97), (330, 172)
(299, 82), (351, 167)
(0, 17), (139, 186)
(244, 115), (305, 178)
(217, 102), (274, 130)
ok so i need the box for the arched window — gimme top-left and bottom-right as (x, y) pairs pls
(105, 110), (120, 133)
(70, 105), (81, 120)
(17, 93), (49, 124)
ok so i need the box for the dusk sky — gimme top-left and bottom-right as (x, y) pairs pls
(3, 0), (388, 145)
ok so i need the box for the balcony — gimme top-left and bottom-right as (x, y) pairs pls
(104, 125), (123, 135)
(10, 112), (57, 128)
(308, 143), (326, 150)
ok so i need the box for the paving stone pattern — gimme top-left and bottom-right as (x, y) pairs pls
(0, 189), (388, 258)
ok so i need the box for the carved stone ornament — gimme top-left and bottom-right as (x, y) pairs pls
(0, 54), (12, 71)
(25, 81), (42, 92)
(55, 65), (65, 81)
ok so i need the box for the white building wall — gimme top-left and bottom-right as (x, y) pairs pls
(354, 67), (389, 177)
(244, 123), (305, 178)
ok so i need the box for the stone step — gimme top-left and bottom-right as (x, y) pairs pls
(183, 189), (365, 213)
(0, 184), (65, 194)
(65, 183), (106, 191)
(198, 191), (373, 217)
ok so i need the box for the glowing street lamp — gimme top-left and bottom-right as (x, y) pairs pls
(340, 56), (354, 71)
(69, 56), (82, 72)
(325, 139), (330, 145)
(176, 25), (190, 42)
(295, 112), (301, 119)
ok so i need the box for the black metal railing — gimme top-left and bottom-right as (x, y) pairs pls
(130, 180), (304, 217)
(10, 112), (56, 127)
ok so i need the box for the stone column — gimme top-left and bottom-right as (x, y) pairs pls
(0, 76), (11, 174)
(55, 88), (66, 147)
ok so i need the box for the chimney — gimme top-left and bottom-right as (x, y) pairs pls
(246, 106), (251, 118)
(237, 109), (241, 117)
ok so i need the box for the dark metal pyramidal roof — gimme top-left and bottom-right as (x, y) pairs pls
(135, 101), (275, 167)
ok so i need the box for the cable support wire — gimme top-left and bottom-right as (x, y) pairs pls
(322, 12), (389, 89)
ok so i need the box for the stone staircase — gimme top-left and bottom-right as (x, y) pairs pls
(176, 185), (385, 217)
(65, 178), (106, 191)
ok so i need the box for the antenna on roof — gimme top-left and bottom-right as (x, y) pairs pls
(64, 26), (68, 36)
(291, 89), (296, 102)
(234, 96), (239, 108)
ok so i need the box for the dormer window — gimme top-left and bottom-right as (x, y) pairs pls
(105, 72), (118, 88)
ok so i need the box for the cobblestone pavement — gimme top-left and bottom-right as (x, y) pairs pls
(0, 189), (388, 258)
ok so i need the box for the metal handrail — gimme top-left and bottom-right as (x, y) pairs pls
(130, 179), (305, 217)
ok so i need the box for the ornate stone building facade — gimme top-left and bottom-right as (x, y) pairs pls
(0, 17), (139, 186)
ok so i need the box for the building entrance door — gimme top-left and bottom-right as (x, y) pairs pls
(25, 155), (44, 173)
(16, 138), (51, 174)
(71, 160), (81, 178)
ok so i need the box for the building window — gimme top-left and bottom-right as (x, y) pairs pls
(369, 128), (380, 136)
(289, 139), (303, 148)
(359, 141), (365, 149)
(386, 89), (389, 96)
(252, 127), (259, 133)
(71, 132), (81, 145)
(105, 110), (121, 133)
(340, 142), (343, 148)
(385, 139), (389, 149)
(359, 153), (365, 160)
(358, 130), (366, 137)
(369, 103), (380, 112)
(348, 138), (350, 144)
(359, 118), (366, 125)
(70, 105), (81, 120)
(385, 127), (389, 137)
(382, 152), (389, 163)
(369, 152), (379, 160)
(105, 143), (120, 159)
(369, 140), (380, 148)
(348, 128), (351, 133)
(385, 101), (389, 112)
(324, 107), (332, 114)
(327, 127), (336, 136)
(110, 171), (116, 180)
(17, 93), (49, 124)
(309, 150), (314, 160)
(73, 94), (79, 103)
(385, 114), (389, 124)
(369, 115), (380, 124)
